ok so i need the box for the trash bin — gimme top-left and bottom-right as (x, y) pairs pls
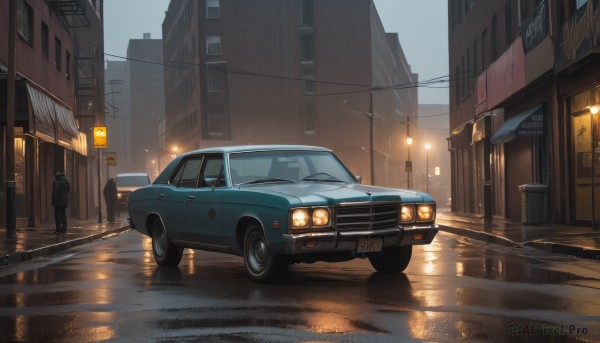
(518, 184), (547, 225)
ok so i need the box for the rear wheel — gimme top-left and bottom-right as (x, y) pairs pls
(244, 222), (288, 283)
(151, 219), (183, 266)
(368, 246), (412, 274)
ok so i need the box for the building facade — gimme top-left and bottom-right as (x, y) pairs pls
(0, 0), (100, 227)
(161, 0), (417, 187)
(448, 0), (600, 226)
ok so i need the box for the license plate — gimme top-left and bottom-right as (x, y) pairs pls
(357, 237), (383, 253)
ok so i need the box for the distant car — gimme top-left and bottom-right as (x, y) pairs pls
(127, 145), (438, 283)
(115, 173), (151, 210)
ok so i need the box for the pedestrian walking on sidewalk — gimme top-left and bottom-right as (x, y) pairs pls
(52, 169), (70, 233)
(103, 178), (118, 222)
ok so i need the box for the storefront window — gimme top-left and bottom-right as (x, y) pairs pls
(571, 86), (600, 221)
(15, 137), (25, 194)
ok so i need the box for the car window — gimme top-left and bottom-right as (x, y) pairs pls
(115, 175), (150, 187)
(200, 155), (225, 187)
(229, 150), (355, 184)
(171, 157), (203, 188)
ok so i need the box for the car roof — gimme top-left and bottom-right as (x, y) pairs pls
(180, 145), (331, 157)
(116, 173), (149, 177)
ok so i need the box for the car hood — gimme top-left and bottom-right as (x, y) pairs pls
(244, 182), (433, 205)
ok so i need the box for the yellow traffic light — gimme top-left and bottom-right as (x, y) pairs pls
(93, 126), (107, 148)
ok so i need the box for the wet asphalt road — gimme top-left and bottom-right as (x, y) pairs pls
(0, 231), (599, 342)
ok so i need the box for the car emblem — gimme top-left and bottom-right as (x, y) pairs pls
(366, 191), (372, 196)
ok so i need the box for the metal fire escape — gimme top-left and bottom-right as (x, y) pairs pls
(45, 0), (90, 28)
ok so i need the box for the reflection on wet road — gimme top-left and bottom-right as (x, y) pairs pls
(0, 232), (599, 342)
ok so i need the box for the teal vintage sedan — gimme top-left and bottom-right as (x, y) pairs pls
(128, 145), (438, 282)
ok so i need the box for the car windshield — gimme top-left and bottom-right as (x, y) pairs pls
(116, 175), (150, 187)
(229, 150), (356, 185)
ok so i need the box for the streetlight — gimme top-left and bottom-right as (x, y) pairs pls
(425, 143), (431, 193)
(344, 92), (375, 185)
(589, 105), (599, 230)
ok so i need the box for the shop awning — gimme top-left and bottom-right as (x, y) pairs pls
(447, 122), (473, 150)
(26, 84), (80, 143)
(490, 105), (545, 144)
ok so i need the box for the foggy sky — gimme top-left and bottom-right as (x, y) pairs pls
(103, 0), (449, 105)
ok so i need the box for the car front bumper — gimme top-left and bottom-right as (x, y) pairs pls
(281, 224), (438, 255)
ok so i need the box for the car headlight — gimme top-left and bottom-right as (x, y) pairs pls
(417, 204), (435, 222)
(291, 209), (309, 228)
(312, 208), (330, 226)
(400, 205), (415, 223)
(290, 207), (331, 229)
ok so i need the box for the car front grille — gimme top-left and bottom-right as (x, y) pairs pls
(334, 203), (399, 231)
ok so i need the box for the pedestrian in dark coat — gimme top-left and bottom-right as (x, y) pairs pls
(52, 170), (70, 233)
(103, 178), (118, 222)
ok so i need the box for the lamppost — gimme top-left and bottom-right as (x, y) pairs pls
(589, 104), (599, 230)
(425, 143), (431, 193)
(344, 92), (375, 185)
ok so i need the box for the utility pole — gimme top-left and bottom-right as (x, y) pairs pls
(5, 0), (17, 242)
(344, 92), (375, 185)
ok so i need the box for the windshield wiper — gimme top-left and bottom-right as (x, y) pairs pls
(237, 178), (296, 185)
(302, 173), (345, 182)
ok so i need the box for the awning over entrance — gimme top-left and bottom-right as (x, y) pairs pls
(490, 105), (545, 144)
(448, 122), (473, 150)
(26, 84), (80, 144)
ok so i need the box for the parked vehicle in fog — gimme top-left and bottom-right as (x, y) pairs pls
(115, 173), (150, 210)
(127, 145), (438, 282)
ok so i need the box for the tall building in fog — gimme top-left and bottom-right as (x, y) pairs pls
(127, 34), (165, 180)
(161, 0), (417, 187)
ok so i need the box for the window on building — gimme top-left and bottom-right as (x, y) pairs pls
(454, 65), (460, 107)
(301, 34), (314, 61)
(303, 70), (314, 94)
(66, 51), (71, 79)
(466, 48), (472, 95)
(301, 0), (314, 26)
(17, 0), (33, 44)
(491, 15), (498, 60)
(481, 29), (487, 69)
(55, 37), (62, 71)
(473, 39), (478, 75)
(207, 63), (225, 92)
(206, 35), (221, 55)
(207, 0), (220, 18)
(41, 22), (49, 58)
(305, 103), (316, 135)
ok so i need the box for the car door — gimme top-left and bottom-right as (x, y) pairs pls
(158, 156), (203, 241)
(185, 154), (227, 245)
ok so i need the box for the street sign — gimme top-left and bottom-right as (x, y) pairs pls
(405, 160), (412, 172)
(105, 152), (117, 166)
(93, 126), (107, 148)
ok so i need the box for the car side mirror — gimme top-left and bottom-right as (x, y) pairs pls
(355, 175), (362, 184)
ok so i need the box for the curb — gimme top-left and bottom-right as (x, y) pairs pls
(0, 226), (131, 267)
(437, 224), (520, 248)
(524, 241), (600, 260)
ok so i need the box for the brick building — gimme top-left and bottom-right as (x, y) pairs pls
(161, 0), (418, 187)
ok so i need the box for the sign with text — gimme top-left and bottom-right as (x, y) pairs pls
(105, 152), (117, 166)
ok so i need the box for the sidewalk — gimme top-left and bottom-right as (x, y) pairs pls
(0, 218), (130, 267)
(1, 211), (599, 268)
(436, 211), (600, 260)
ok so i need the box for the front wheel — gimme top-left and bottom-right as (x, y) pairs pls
(368, 246), (412, 274)
(151, 219), (183, 267)
(244, 223), (288, 283)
